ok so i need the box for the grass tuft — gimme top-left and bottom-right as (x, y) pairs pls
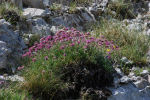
(0, 2), (23, 25)
(91, 19), (150, 64)
(0, 88), (32, 100)
(107, 0), (136, 19)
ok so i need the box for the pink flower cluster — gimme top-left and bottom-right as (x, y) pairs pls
(17, 65), (24, 70)
(22, 28), (118, 60)
(0, 81), (4, 85)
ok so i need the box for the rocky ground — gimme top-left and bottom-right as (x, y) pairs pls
(0, 0), (150, 100)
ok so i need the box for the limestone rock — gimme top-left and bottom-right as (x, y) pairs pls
(0, 75), (24, 82)
(148, 75), (150, 83)
(51, 7), (96, 31)
(115, 68), (124, 76)
(23, 8), (51, 19)
(121, 57), (133, 65)
(120, 76), (130, 84)
(134, 79), (150, 89)
(0, 19), (26, 71)
(50, 26), (61, 34)
(140, 70), (149, 76)
(0, 41), (11, 69)
(26, 18), (51, 35)
(113, 77), (120, 88)
(108, 83), (150, 100)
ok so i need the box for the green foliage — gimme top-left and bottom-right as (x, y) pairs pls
(49, 3), (62, 11)
(134, 68), (143, 76)
(107, 0), (136, 19)
(0, 88), (31, 100)
(133, 67), (150, 76)
(0, 2), (22, 25)
(28, 34), (41, 47)
(69, 2), (78, 14)
(122, 65), (130, 75)
(73, 0), (93, 5)
(91, 19), (150, 64)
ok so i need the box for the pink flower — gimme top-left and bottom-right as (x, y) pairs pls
(64, 53), (66, 56)
(69, 37), (73, 41)
(116, 47), (119, 50)
(86, 32), (90, 35)
(86, 40), (91, 44)
(105, 41), (110, 45)
(22, 28), (118, 60)
(60, 45), (65, 49)
(77, 41), (80, 44)
(41, 70), (46, 75)
(45, 56), (48, 60)
(29, 46), (34, 52)
(17, 66), (24, 71)
(32, 58), (36, 62)
(84, 45), (88, 49)
(34, 42), (38, 46)
(101, 35), (104, 38)
(40, 37), (45, 41)
(106, 55), (111, 59)
(0, 81), (4, 85)
(22, 53), (27, 57)
(34, 48), (38, 52)
(70, 43), (75, 47)
(98, 42), (102, 46)
(45, 44), (51, 49)
(23, 52), (31, 57)
(46, 35), (52, 40)
(64, 27), (69, 31)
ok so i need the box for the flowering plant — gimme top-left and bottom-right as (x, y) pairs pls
(23, 28), (118, 60)
(21, 28), (118, 99)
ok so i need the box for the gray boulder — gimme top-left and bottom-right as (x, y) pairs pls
(51, 7), (96, 31)
(120, 76), (131, 84)
(0, 41), (10, 69)
(23, 0), (51, 9)
(134, 79), (150, 89)
(0, 19), (26, 72)
(140, 70), (149, 76)
(108, 83), (150, 100)
(23, 8), (51, 19)
(26, 18), (51, 35)
(0, 74), (24, 82)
